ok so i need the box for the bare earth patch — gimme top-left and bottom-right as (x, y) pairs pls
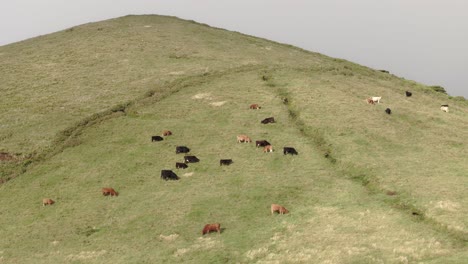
(210, 101), (227, 107)
(183, 172), (194, 177)
(192, 93), (212, 100)
(159, 234), (179, 242)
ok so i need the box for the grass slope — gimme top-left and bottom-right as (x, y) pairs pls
(0, 15), (467, 263)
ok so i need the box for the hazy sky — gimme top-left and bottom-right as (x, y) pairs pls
(1, 0), (467, 97)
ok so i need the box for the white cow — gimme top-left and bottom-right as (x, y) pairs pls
(372, 96), (382, 104)
(440, 105), (449, 112)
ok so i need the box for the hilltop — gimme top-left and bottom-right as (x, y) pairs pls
(0, 15), (467, 263)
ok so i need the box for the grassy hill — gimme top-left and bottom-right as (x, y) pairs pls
(0, 15), (466, 263)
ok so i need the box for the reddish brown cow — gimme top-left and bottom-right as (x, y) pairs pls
(202, 223), (221, 235)
(102, 187), (118, 197)
(237, 135), (252, 143)
(249, 104), (261, 109)
(162, 130), (172, 136)
(271, 204), (289, 215)
(263, 145), (273, 153)
(42, 198), (55, 206)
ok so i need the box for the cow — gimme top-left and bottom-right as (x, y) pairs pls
(379, 70), (390, 74)
(161, 170), (179, 181)
(42, 198), (55, 206)
(440, 105), (449, 113)
(261, 117), (275, 124)
(184, 156), (200, 163)
(283, 147), (298, 155)
(176, 162), (188, 169)
(162, 130), (172, 136)
(271, 204), (289, 215)
(405, 91), (412, 97)
(102, 187), (118, 196)
(176, 146), (190, 154)
(256, 140), (271, 147)
(263, 145), (273, 153)
(366, 98), (375, 105)
(151, 136), (163, 142)
(385, 108), (392, 115)
(220, 159), (233, 166)
(202, 223), (221, 235)
(249, 104), (261, 109)
(371, 97), (382, 104)
(237, 135), (252, 143)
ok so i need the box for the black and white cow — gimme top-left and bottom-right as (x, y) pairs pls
(161, 170), (179, 180)
(176, 146), (190, 154)
(283, 147), (298, 155)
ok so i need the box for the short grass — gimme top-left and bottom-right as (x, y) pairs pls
(0, 15), (467, 263)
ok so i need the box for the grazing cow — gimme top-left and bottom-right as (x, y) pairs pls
(405, 91), (412, 97)
(371, 97), (382, 104)
(283, 147), (298, 155)
(220, 159), (233, 166)
(184, 155), (200, 163)
(176, 162), (188, 169)
(385, 108), (392, 115)
(261, 117), (275, 124)
(271, 204), (289, 215)
(162, 130), (172, 136)
(176, 146), (190, 154)
(440, 105), (449, 113)
(102, 187), (118, 196)
(202, 223), (221, 235)
(151, 136), (163, 142)
(42, 198), (55, 206)
(237, 135), (252, 143)
(366, 98), (375, 105)
(249, 104), (261, 109)
(161, 170), (179, 181)
(256, 140), (271, 147)
(263, 145), (273, 153)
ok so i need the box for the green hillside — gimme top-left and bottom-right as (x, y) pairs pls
(0, 15), (466, 263)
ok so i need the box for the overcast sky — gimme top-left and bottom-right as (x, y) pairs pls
(1, 0), (467, 98)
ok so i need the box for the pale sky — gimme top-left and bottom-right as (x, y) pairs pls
(1, 0), (467, 98)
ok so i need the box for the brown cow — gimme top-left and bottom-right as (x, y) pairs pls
(102, 187), (118, 196)
(263, 145), (273, 153)
(271, 204), (289, 215)
(42, 198), (55, 206)
(249, 104), (261, 109)
(162, 130), (172, 136)
(202, 223), (221, 235)
(237, 135), (252, 143)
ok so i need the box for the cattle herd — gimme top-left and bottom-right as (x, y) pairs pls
(41, 102), (293, 236)
(40, 89), (451, 236)
(366, 91), (451, 115)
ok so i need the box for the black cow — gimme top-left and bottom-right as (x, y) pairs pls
(385, 108), (392, 115)
(256, 140), (271, 148)
(176, 146), (190, 154)
(405, 91), (412, 97)
(184, 155), (200, 163)
(283, 147), (298, 155)
(379, 70), (390, 74)
(161, 170), (179, 181)
(220, 159), (233, 166)
(176, 162), (188, 169)
(261, 117), (275, 124)
(151, 136), (163, 142)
